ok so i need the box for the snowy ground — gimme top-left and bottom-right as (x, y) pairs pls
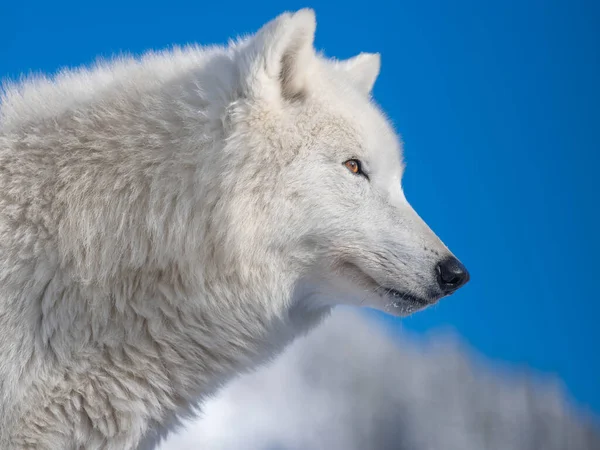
(158, 309), (599, 450)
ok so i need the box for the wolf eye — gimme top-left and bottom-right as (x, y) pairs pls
(344, 159), (364, 176)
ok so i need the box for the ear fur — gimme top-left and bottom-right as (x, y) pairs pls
(238, 9), (317, 101)
(335, 52), (381, 95)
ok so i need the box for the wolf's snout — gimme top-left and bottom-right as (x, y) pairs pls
(436, 257), (470, 294)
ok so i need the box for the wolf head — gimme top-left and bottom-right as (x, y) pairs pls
(222, 9), (469, 317)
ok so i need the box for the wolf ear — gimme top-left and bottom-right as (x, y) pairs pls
(335, 53), (381, 95)
(238, 9), (317, 101)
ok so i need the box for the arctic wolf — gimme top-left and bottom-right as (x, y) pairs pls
(0, 9), (469, 449)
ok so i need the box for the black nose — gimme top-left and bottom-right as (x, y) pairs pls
(436, 257), (470, 293)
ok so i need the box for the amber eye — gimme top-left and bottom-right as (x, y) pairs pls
(344, 159), (362, 175)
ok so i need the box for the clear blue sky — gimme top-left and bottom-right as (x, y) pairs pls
(2, 0), (599, 414)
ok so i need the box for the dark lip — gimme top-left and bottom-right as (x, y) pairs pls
(339, 262), (435, 307)
(379, 287), (431, 306)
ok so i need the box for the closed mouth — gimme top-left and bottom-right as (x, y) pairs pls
(379, 288), (430, 307)
(339, 262), (433, 308)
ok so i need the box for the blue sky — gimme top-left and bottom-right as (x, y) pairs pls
(2, 0), (599, 415)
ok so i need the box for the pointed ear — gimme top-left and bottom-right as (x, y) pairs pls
(335, 53), (381, 95)
(238, 9), (317, 101)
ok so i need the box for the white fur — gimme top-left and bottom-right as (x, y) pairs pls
(0, 9), (463, 449)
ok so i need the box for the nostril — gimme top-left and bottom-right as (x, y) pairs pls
(436, 257), (470, 293)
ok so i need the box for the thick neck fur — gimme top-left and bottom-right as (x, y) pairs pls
(0, 46), (328, 448)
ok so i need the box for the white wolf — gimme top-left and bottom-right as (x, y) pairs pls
(0, 9), (469, 449)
